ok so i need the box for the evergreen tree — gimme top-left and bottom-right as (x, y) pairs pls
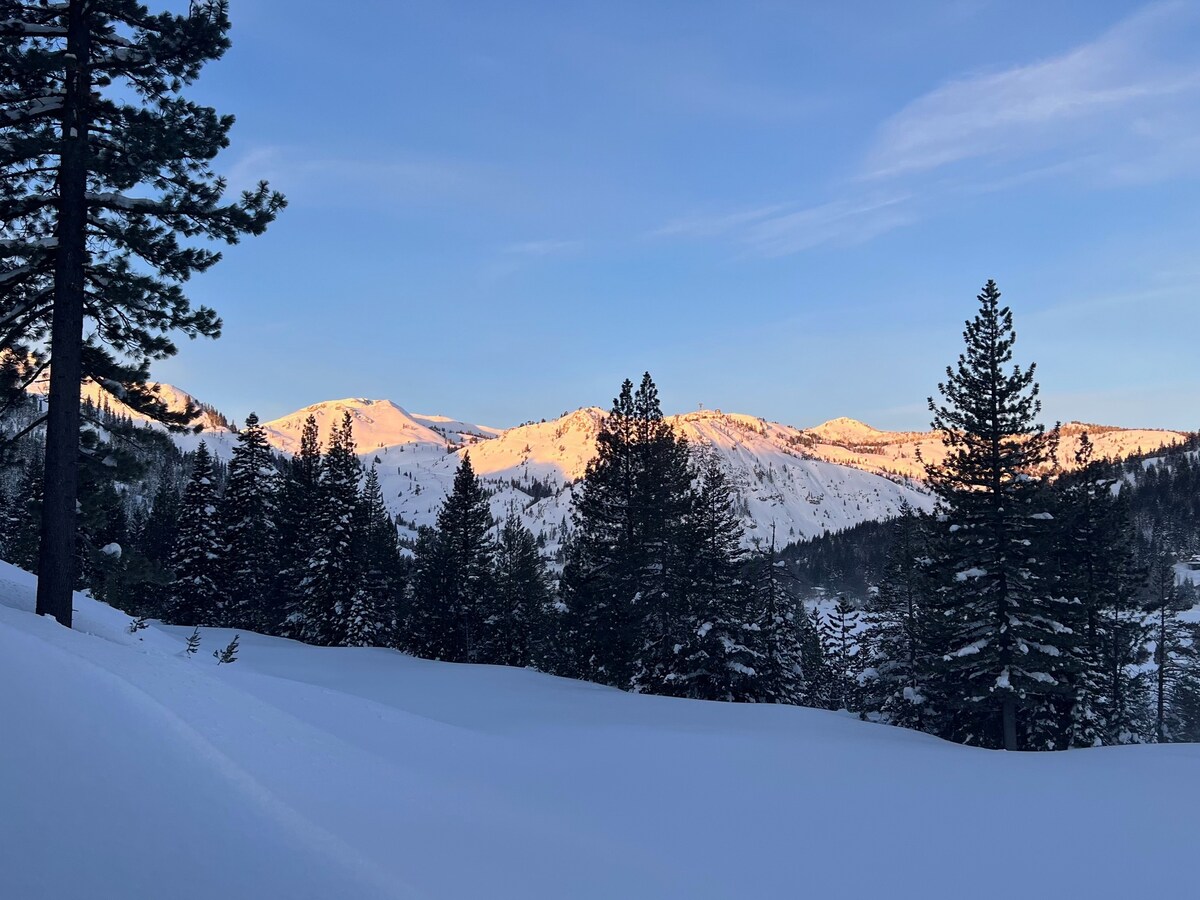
(820, 596), (864, 712)
(1143, 534), (1199, 742)
(0, 0), (284, 626)
(4, 452), (43, 569)
(131, 471), (181, 618)
(560, 373), (694, 689)
(344, 466), (399, 648)
(166, 442), (223, 625)
(407, 453), (495, 662)
(1051, 434), (1148, 745)
(861, 505), (933, 730)
(276, 413), (322, 636)
(300, 411), (360, 646)
(221, 413), (278, 630)
(924, 280), (1071, 750)
(485, 513), (553, 668)
(744, 526), (815, 705)
(671, 453), (759, 701)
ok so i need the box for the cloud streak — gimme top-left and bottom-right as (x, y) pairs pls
(654, 2), (1200, 257)
(860, 1), (1200, 180)
(222, 145), (502, 211)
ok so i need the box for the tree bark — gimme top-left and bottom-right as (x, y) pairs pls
(1003, 696), (1018, 751)
(35, 0), (90, 628)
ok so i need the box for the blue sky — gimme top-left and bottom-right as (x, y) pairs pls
(157, 0), (1200, 431)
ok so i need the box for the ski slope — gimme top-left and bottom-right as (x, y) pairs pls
(1, 561), (1197, 900)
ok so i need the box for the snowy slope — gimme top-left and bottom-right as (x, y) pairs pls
(2, 562), (1198, 900)
(797, 417), (1187, 481)
(207, 395), (1188, 551)
(362, 406), (934, 551)
(28, 379), (1184, 549)
(25, 376), (240, 459)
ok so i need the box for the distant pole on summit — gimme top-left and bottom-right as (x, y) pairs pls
(0, 1), (285, 627)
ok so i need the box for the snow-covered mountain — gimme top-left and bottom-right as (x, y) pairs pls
(259, 397), (501, 455)
(275, 401), (936, 551)
(794, 417), (1187, 481)
(31, 380), (1188, 550)
(259, 398), (1185, 552)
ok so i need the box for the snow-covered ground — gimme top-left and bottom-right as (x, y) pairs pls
(2, 560), (1197, 900)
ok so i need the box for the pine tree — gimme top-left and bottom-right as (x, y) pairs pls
(1050, 434), (1148, 745)
(220, 413), (278, 630)
(484, 513), (554, 668)
(344, 466), (399, 648)
(131, 470), (181, 618)
(671, 453), (759, 701)
(300, 411), (360, 646)
(407, 453), (495, 662)
(0, 0), (284, 626)
(1143, 534), (1199, 743)
(744, 526), (814, 705)
(276, 413), (322, 636)
(862, 505), (940, 729)
(560, 373), (694, 689)
(166, 442), (223, 625)
(4, 452), (43, 569)
(924, 280), (1071, 750)
(820, 596), (864, 712)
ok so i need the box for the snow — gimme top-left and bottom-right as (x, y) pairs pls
(799, 418), (1186, 483)
(2, 559), (1198, 898)
(20, 378), (1189, 556)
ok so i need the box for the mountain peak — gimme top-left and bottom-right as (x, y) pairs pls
(807, 416), (884, 444)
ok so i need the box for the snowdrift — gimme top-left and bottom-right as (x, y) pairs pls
(1, 561), (1197, 899)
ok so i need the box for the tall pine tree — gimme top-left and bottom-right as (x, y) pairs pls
(484, 512), (553, 668)
(924, 280), (1071, 750)
(166, 441), (223, 625)
(560, 373), (694, 690)
(300, 411), (360, 646)
(407, 453), (495, 662)
(671, 453), (760, 701)
(344, 466), (400, 648)
(277, 413), (322, 636)
(221, 413), (278, 630)
(0, 0), (284, 626)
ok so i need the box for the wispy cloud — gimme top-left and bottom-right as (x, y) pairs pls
(651, 195), (915, 256)
(502, 239), (582, 257)
(222, 145), (502, 210)
(861, 2), (1200, 181)
(654, 2), (1200, 257)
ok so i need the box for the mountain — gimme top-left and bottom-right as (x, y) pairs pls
(795, 417), (1188, 482)
(288, 402), (936, 552)
(259, 397), (500, 455)
(24, 379), (1188, 551)
(156, 391), (1195, 552)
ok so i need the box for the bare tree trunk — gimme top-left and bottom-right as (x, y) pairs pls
(1003, 697), (1018, 751)
(1156, 607), (1167, 743)
(35, 0), (90, 628)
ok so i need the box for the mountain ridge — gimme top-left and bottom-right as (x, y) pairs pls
(32, 380), (1189, 551)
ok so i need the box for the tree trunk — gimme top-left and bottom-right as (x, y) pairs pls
(1003, 696), (1018, 751)
(1156, 608), (1167, 743)
(35, 0), (90, 628)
